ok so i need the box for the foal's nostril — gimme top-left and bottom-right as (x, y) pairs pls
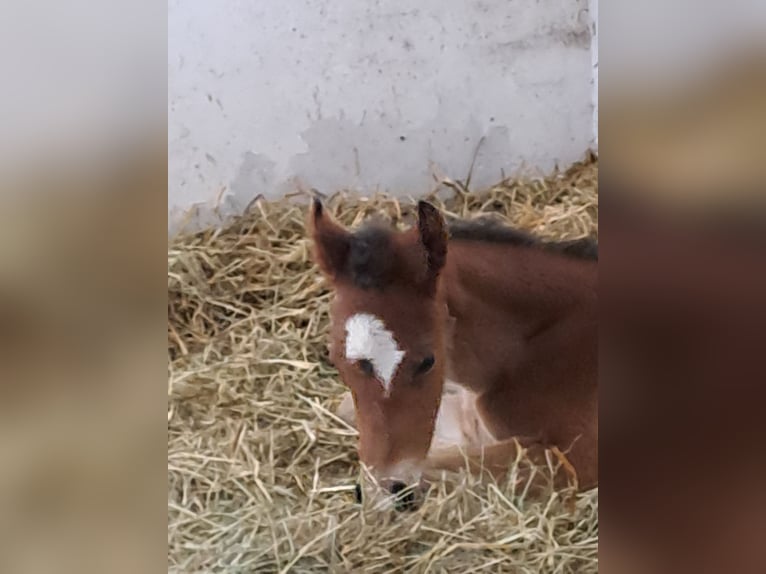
(390, 481), (407, 495)
(354, 483), (362, 503)
(390, 481), (418, 512)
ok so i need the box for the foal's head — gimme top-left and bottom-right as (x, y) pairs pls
(309, 199), (449, 501)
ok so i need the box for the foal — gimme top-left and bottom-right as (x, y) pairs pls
(309, 199), (597, 509)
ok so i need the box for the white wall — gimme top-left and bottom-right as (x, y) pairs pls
(169, 0), (597, 230)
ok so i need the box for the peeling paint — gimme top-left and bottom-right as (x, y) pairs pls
(492, 24), (591, 53)
(230, 152), (276, 210)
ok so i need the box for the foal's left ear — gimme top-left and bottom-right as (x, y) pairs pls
(416, 201), (448, 279)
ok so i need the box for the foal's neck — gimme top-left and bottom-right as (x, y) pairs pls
(444, 240), (596, 322)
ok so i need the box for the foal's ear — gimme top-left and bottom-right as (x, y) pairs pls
(308, 198), (351, 279)
(416, 200), (448, 278)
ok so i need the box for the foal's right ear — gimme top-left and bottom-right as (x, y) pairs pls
(308, 198), (351, 279)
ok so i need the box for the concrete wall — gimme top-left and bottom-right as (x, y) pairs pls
(169, 0), (597, 230)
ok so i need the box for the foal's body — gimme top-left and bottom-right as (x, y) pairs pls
(311, 201), (597, 504)
(440, 238), (597, 487)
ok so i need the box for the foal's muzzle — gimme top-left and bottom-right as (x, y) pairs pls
(353, 481), (421, 512)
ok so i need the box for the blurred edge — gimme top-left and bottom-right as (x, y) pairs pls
(0, 133), (167, 574)
(600, 34), (766, 574)
(0, 0), (166, 571)
(602, 46), (766, 211)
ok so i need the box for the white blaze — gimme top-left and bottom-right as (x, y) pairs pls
(344, 313), (405, 395)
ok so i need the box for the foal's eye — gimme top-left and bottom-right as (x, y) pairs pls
(416, 355), (435, 375)
(356, 359), (375, 377)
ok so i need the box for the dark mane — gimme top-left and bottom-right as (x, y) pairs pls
(344, 216), (597, 290)
(448, 218), (598, 261)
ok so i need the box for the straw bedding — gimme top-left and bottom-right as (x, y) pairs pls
(168, 156), (598, 573)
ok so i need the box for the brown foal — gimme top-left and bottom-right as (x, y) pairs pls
(309, 199), (597, 510)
